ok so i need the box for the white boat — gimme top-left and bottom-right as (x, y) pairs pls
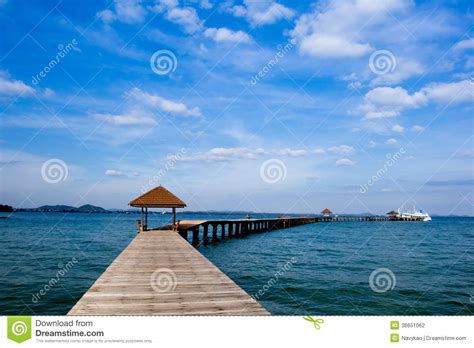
(398, 206), (431, 221)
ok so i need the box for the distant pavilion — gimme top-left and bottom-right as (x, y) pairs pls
(321, 208), (333, 217)
(386, 210), (399, 220)
(129, 185), (186, 231)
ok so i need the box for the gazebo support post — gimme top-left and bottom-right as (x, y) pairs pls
(140, 207), (144, 232)
(172, 207), (176, 227)
(145, 207), (148, 230)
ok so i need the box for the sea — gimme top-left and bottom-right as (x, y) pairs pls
(0, 212), (472, 315)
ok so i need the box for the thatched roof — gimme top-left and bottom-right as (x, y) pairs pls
(321, 208), (332, 214)
(129, 186), (186, 208)
(386, 210), (398, 215)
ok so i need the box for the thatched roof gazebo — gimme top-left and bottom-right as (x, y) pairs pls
(129, 185), (186, 231)
(321, 208), (333, 217)
(386, 210), (399, 220)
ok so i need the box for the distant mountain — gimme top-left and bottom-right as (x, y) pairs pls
(36, 204), (106, 212)
(76, 204), (106, 212)
(38, 205), (76, 211)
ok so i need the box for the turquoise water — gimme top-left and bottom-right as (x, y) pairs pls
(0, 212), (472, 315)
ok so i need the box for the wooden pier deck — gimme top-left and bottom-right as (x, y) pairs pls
(69, 214), (424, 316)
(173, 216), (393, 246)
(68, 230), (269, 315)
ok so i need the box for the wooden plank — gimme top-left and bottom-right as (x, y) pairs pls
(68, 230), (268, 316)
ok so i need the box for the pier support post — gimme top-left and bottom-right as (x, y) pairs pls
(179, 229), (188, 241)
(145, 207), (148, 229)
(192, 227), (199, 245)
(221, 223), (226, 240)
(203, 224), (209, 244)
(228, 223), (234, 238)
(212, 224), (218, 241)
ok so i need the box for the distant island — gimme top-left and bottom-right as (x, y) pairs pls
(17, 204), (107, 213)
(2, 203), (472, 217)
(0, 204), (14, 212)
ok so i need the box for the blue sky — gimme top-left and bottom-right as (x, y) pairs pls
(0, 0), (473, 215)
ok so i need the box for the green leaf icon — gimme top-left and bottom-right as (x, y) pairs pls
(7, 316), (32, 343)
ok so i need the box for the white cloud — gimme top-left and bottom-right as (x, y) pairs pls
(97, 9), (116, 23)
(276, 148), (307, 157)
(341, 72), (358, 81)
(105, 169), (125, 176)
(312, 148), (326, 155)
(204, 27), (252, 43)
(453, 38), (474, 51)
(229, 5), (246, 17)
(128, 88), (202, 117)
(97, 0), (146, 24)
(371, 59), (424, 86)
(151, 0), (203, 33)
(348, 81), (363, 90)
(386, 138), (398, 145)
(290, 0), (410, 58)
(167, 7), (203, 33)
(367, 140), (377, 148)
(179, 147), (266, 161)
(178, 146), (326, 162)
(301, 35), (372, 58)
(462, 149), (474, 158)
(228, 0), (294, 27)
(411, 125), (424, 132)
(0, 72), (35, 96)
(392, 124), (404, 133)
(328, 145), (355, 155)
(94, 110), (158, 126)
(197, 0), (212, 9)
(421, 80), (474, 104)
(360, 86), (427, 119)
(336, 158), (355, 166)
(360, 80), (473, 119)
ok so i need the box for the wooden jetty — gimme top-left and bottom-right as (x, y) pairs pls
(68, 230), (269, 315)
(68, 186), (427, 315)
(172, 215), (410, 246)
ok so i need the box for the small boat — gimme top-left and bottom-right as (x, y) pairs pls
(399, 206), (431, 221)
